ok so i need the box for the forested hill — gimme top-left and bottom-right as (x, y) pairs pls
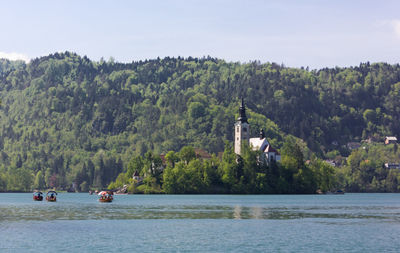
(0, 52), (400, 191)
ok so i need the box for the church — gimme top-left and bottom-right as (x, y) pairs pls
(234, 99), (281, 164)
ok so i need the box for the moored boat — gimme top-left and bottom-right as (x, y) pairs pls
(33, 191), (43, 201)
(98, 190), (113, 202)
(326, 190), (345, 195)
(46, 191), (57, 202)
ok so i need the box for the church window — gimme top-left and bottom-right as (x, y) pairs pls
(243, 127), (247, 132)
(237, 127), (239, 132)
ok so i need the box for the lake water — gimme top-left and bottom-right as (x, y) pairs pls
(0, 193), (399, 252)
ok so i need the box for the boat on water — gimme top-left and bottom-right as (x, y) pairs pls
(326, 190), (345, 195)
(46, 191), (57, 202)
(98, 190), (113, 202)
(33, 191), (43, 201)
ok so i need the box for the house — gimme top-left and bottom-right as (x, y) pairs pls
(194, 148), (212, 160)
(132, 170), (143, 182)
(347, 142), (361, 150)
(384, 163), (400, 169)
(385, 136), (397, 145)
(235, 99), (280, 165)
(324, 160), (336, 167)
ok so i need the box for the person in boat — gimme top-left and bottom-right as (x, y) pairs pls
(46, 191), (57, 201)
(33, 191), (44, 201)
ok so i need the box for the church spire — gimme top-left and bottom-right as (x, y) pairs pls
(234, 98), (250, 155)
(237, 98), (248, 123)
(259, 129), (265, 139)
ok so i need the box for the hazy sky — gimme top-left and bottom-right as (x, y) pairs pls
(1, 0), (399, 69)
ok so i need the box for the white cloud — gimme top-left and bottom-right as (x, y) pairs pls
(391, 20), (400, 38)
(377, 19), (400, 39)
(0, 52), (30, 62)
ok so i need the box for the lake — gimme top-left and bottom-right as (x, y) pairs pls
(0, 193), (399, 252)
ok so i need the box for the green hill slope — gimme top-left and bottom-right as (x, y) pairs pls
(0, 52), (400, 191)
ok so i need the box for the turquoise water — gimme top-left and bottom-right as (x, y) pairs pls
(0, 193), (399, 252)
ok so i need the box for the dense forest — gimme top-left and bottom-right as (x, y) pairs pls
(0, 52), (399, 192)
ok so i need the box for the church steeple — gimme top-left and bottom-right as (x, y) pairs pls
(259, 129), (265, 139)
(234, 98), (250, 155)
(237, 98), (248, 123)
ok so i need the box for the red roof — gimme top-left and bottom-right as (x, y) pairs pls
(263, 145), (280, 155)
(194, 148), (212, 159)
(159, 154), (167, 165)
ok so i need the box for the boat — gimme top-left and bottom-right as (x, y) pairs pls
(326, 190), (345, 195)
(33, 191), (43, 201)
(98, 190), (113, 202)
(46, 191), (57, 202)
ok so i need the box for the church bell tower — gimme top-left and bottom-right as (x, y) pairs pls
(234, 98), (250, 155)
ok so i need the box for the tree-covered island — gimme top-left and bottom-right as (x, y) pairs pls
(0, 52), (399, 193)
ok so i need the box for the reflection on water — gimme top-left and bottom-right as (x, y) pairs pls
(233, 205), (242, 219)
(1, 193), (400, 222)
(251, 206), (263, 219)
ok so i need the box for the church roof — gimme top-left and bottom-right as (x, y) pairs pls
(264, 145), (280, 155)
(249, 137), (269, 151)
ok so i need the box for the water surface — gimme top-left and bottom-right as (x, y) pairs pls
(1, 193), (399, 252)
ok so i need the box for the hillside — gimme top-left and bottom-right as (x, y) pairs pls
(0, 52), (400, 191)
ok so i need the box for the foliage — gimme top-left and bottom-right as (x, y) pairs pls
(1, 52), (400, 192)
(110, 143), (327, 194)
(340, 143), (400, 192)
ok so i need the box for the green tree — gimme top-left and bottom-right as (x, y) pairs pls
(179, 146), (196, 165)
(33, 170), (46, 190)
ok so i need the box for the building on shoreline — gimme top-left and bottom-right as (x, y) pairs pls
(234, 99), (280, 164)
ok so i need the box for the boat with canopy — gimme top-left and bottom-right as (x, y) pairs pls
(33, 191), (43, 201)
(46, 191), (57, 202)
(98, 190), (113, 202)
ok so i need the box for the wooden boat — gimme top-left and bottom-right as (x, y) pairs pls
(98, 190), (113, 202)
(326, 190), (345, 195)
(33, 191), (43, 201)
(46, 190), (57, 202)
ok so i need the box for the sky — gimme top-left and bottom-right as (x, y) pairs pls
(0, 0), (399, 69)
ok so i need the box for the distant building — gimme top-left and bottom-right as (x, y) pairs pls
(234, 98), (250, 156)
(362, 138), (373, 144)
(249, 129), (281, 164)
(234, 99), (280, 165)
(324, 160), (336, 167)
(194, 148), (212, 160)
(347, 142), (361, 150)
(263, 144), (281, 164)
(384, 163), (400, 169)
(132, 170), (142, 182)
(385, 136), (397, 145)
